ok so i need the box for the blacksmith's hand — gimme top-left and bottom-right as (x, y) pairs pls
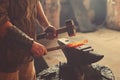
(45, 26), (57, 39)
(31, 41), (47, 57)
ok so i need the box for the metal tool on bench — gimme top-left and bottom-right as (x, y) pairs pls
(37, 19), (76, 40)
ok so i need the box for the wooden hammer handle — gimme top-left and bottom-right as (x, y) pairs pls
(47, 45), (67, 52)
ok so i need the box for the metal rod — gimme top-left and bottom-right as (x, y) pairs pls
(47, 45), (67, 52)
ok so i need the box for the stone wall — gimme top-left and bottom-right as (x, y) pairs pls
(107, 0), (120, 30)
(40, 0), (120, 31)
(40, 0), (60, 29)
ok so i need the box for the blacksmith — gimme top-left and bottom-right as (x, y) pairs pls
(0, 0), (57, 80)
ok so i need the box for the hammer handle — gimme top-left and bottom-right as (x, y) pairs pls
(47, 45), (67, 52)
(37, 27), (66, 40)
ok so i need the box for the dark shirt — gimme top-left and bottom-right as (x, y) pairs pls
(0, 0), (39, 72)
(0, 0), (39, 38)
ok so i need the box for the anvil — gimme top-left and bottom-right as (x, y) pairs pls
(57, 38), (104, 66)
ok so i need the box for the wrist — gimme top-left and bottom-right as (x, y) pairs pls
(43, 25), (51, 31)
(0, 21), (13, 38)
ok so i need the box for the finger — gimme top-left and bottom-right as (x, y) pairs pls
(35, 49), (41, 57)
(54, 31), (58, 38)
(52, 28), (57, 37)
(34, 47), (43, 57)
(40, 46), (47, 56)
(44, 51), (47, 55)
(39, 47), (45, 55)
(50, 30), (57, 38)
(46, 33), (54, 39)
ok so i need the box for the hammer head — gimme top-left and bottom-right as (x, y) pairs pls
(65, 19), (76, 37)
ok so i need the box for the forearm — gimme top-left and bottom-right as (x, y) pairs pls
(37, 1), (50, 29)
(6, 26), (34, 50)
(0, 21), (47, 57)
(0, 21), (34, 50)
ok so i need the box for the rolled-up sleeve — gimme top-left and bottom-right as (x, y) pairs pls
(0, 0), (9, 26)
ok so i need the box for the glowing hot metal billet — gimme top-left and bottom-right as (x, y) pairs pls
(47, 39), (88, 52)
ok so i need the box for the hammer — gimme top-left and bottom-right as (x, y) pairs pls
(37, 19), (76, 40)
